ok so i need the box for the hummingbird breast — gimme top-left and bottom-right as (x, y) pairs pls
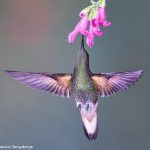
(71, 70), (98, 103)
(71, 48), (98, 103)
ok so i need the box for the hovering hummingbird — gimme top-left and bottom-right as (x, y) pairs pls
(4, 36), (143, 140)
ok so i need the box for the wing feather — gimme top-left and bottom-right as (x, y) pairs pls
(4, 70), (72, 98)
(92, 70), (143, 97)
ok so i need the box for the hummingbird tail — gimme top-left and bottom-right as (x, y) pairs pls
(82, 119), (99, 141)
(80, 102), (99, 140)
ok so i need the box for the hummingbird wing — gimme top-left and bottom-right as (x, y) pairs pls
(92, 70), (143, 97)
(4, 70), (72, 98)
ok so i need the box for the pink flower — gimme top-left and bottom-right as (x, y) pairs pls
(68, 0), (111, 47)
(86, 21), (104, 47)
(86, 33), (94, 48)
(96, 7), (111, 27)
(90, 20), (104, 36)
(68, 16), (88, 44)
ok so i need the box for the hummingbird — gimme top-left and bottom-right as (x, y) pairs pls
(4, 36), (143, 140)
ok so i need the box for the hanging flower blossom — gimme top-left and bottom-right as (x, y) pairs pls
(68, 0), (111, 47)
(96, 7), (111, 27)
(68, 16), (88, 43)
(86, 20), (104, 47)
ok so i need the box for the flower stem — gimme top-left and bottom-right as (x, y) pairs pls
(91, 0), (105, 7)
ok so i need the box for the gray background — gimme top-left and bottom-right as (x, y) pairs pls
(0, 0), (149, 149)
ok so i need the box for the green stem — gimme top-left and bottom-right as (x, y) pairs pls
(98, 0), (103, 3)
(100, 0), (106, 7)
(91, 0), (105, 7)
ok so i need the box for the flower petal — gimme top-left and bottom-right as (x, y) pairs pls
(86, 33), (94, 48)
(96, 7), (111, 27)
(68, 30), (78, 43)
(98, 7), (106, 22)
(94, 31), (104, 36)
(90, 21), (104, 36)
(68, 16), (88, 43)
(78, 16), (89, 36)
(102, 21), (111, 27)
(79, 11), (85, 17)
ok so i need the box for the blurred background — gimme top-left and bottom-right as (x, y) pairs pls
(0, 0), (149, 149)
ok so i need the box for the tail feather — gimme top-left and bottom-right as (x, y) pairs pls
(80, 101), (99, 140)
(83, 122), (99, 140)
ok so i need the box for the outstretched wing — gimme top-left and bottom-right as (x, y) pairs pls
(4, 70), (72, 98)
(92, 70), (143, 97)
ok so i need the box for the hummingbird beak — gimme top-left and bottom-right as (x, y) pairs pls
(81, 35), (85, 50)
(80, 101), (99, 140)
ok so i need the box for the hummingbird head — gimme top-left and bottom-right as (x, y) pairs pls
(76, 101), (99, 140)
(76, 36), (89, 66)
